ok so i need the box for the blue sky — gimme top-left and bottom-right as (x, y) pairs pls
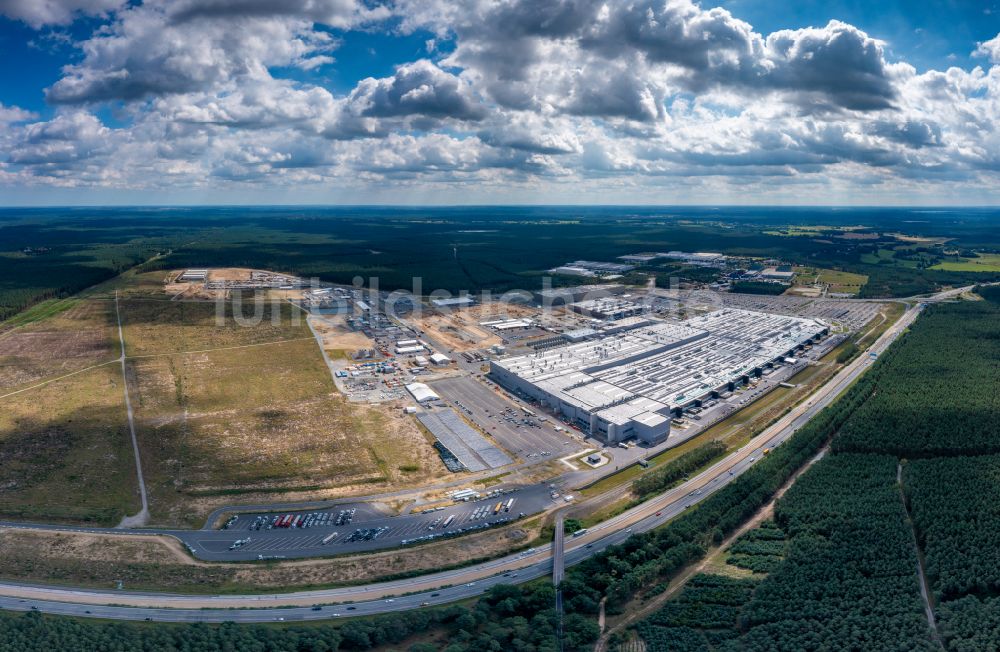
(0, 0), (998, 205)
(722, 0), (999, 70)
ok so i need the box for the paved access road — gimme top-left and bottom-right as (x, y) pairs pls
(0, 484), (557, 562)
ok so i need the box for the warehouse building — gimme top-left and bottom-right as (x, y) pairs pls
(490, 309), (827, 446)
(660, 252), (727, 266)
(481, 318), (534, 330)
(569, 297), (646, 320)
(406, 382), (440, 403)
(760, 266), (795, 280)
(431, 296), (475, 308)
(562, 327), (598, 342)
(534, 284), (625, 306)
(179, 269), (208, 282)
(549, 260), (636, 276)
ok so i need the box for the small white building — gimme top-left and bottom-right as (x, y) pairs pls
(429, 353), (451, 366)
(406, 382), (440, 403)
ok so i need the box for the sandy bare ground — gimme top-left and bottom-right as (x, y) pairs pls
(414, 313), (501, 352)
(310, 316), (374, 353)
(206, 268), (255, 281)
(412, 302), (536, 352)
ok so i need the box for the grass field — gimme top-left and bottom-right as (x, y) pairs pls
(120, 294), (446, 525)
(792, 266), (868, 295)
(0, 269), (451, 527)
(0, 299), (117, 391)
(930, 253), (1000, 272)
(0, 364), (138, 524)
(120, 295), (312, 356)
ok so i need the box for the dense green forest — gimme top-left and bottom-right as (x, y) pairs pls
(938, 595), (1000, 651)
(728, 281), (787, 295)
(832, 292), (1000, 456)
(726, 454), (935, 651)
(631, 574), (758, 651)
(725, 520), (786, 574)
(0, 244), (159, 321)
(907, 454), (1000, 601)
(3, 207), (999, 323)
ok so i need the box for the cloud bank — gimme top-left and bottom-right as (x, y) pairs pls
(1, 0), (999, 203)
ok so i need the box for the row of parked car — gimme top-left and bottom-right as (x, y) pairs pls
(240, 507), (358, 532)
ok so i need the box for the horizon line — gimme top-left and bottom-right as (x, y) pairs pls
(2, 203), (1000, 210)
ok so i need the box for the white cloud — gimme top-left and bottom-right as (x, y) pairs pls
(0, 102), (36, 123)
(1, 1), (999, 203)
(975, 34), (1000, 64)
(46, 0), (380, 104)
(0, 0), (124, 28)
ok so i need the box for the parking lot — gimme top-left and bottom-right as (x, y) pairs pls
(430, 375), (583, 463)
(709, 293), (887, 330)
(184, 484), (557, 561)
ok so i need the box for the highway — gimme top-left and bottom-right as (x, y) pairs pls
(0, 289), (955, 622)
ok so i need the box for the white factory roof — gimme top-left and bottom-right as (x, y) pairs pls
(600, 316), (652, 332)
(570, 297), (644, 313)
(493, 309), (825, 413)
(396, 345), (424, 354)
(632, 411), (670, 428)
(406, 383), (439, 403)
(563, 327), (598, 341)
(549, 266), (596, 277)
(429, 353), (451, 364)
(493, 319), (533, 330)
(596, 396), (670, 425)
(432, 296), (475, 307)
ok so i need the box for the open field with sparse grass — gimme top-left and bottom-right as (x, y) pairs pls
(0, 268), (449, 527)
(0, 516), (542, 593)
(0, 364), (138, 524)
(122, 297), (447, 525)
(119, 293), (313, 356)
(930, 253), (1000, 272)
(0, 299), (117, 391)
(791, 266), (868, 295)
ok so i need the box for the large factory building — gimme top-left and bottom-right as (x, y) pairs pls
(490, 309), (828, 446)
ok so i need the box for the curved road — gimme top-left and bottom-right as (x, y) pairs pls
(0, 289), (940, 622)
